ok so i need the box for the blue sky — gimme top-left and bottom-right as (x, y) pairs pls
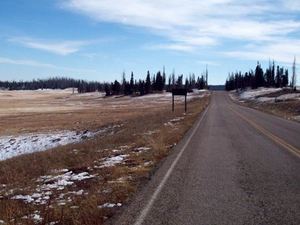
(0, 0), (299, 85)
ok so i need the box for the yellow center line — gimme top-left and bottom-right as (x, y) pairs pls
(229, 107), (300, 158)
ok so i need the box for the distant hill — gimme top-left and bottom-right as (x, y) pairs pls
(209, 85), (225, 91)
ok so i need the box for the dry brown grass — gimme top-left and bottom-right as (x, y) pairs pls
(0, 91), (210, 225)
(241, 100), (300, 122)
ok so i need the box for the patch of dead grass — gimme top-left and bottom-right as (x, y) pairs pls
(242, 100), (300, 122)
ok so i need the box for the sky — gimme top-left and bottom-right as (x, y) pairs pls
(0, 0), (299, 85)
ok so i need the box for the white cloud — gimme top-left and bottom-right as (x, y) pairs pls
(0, 57), (95, 72)
(283, 0), (300, 11)
(223, 39), (300, 64)
(8, 37), (92, 55)
(147, 43), (195, 52)
(61, 1), (300, 43)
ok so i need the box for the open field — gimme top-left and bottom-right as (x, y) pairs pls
(230, 88), (300, 122)
(0, 89), (205, 136)
(0, 89), (210, 225)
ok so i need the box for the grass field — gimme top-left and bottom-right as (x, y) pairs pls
(0, 89), (210, 225)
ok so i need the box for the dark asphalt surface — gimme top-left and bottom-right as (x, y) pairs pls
(112, 91), (300, 225)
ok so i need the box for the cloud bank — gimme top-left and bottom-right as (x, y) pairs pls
(61, 0), (300, 63)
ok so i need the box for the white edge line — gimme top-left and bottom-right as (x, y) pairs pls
(133, 105), (210, 225)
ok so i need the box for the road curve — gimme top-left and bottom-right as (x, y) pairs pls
(111, 91), (300, 225)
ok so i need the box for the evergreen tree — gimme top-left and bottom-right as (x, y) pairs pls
(112, 80), (121, 95)
(254, 62), (265, 88)
(185, 78), (189, 89)
(104, 83), (111, 96)
(138, 80), (145, 96)
(155, 71), (164, 91)
(282, 69), (289, 87)
(275, 66), (281, 88)
(176, 75), (183, 87)
(145, 71), (151, 94)
(172, 70), (176, 87)
(130, 72), (134, 94)
(225, 61), (289, 91)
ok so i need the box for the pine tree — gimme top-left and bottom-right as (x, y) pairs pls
(172, 70), (176, 87)
(275, 66), (281, 88)
(271, 61), (275, 87)
(282, 69), (289, 87)
(185, 78), (189, 89)
(145, 71), (151, 94)
(104, 83), (111, 96)
(130, 72), (134, 94)
(291, 57), (297, 91)
(122, 71), (126, 94)
(112, 80), (121, 95)
(254, 62), (265, 88)
(176, 75), (183, 87)
(155, 71), (164, 91)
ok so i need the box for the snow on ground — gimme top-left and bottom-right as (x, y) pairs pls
(136, 89), (208, 102)
(20, 211), (43, 224)
(164, 116), (185, 127)
(95, 154), (129, 168)
(37, 171), (95, 192)
(0, 125), (120, 161)
(238, 88), (300, 103)
(133, 147), (151, 153)
(276, 93), (300, 101)
(0, 131), (93, 161)
(256, 97), (276, 103)
(97, 202), (122, 209)
(256, 93), (300, 103)
(240, 88), (282, 100)
(9, 169), (94, 206)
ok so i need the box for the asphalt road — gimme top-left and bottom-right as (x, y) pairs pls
(112, 91), (300, 225)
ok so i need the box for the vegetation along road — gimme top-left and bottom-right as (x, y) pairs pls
(112, 91), (300, 225)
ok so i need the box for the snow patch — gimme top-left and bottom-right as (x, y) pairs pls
(38, 171), (95, 191)
(143, 130), (158, 135)
(276, 93), (300, 101)
(256, 97), (275, 103)
(12, 195), (34, 203)
(133, 147), (151, 154)
(170, 117), (184, 122)
(239, 88), (300, 102)
(11, 170), (94, 205)
(0, 125), (121, 161)
(96, 155), (129, 168)
(97, 202), (122, 209)
(240, 88), (282, 100)
(164, 116), (185, 127)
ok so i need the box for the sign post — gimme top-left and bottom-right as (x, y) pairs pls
(171, 88), (188, 112)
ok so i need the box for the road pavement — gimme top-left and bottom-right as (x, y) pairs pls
(112, 91), (300, 225)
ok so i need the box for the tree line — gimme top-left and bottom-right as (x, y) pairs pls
(0, 77), (104, 93)
(0, 70), (208, 96)
(103, 70), (208, 96)
(225, 61), (290, 91)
